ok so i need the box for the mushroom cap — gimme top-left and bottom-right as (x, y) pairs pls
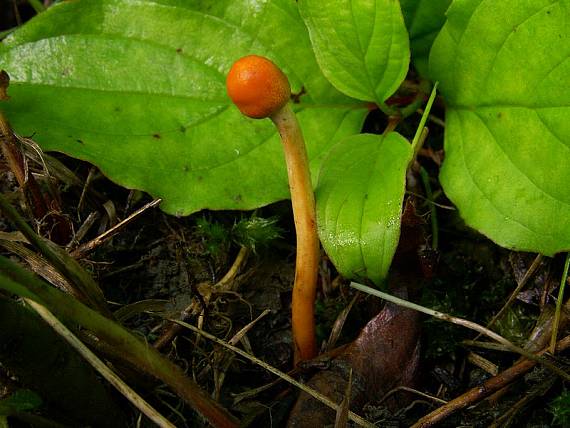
(226, 55), (291, 119)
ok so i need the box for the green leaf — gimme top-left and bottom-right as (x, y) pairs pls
(400, 0), (451, 77)
(0, 0), (367, 215)
(316, 133), (413, 286)
(0, 390), (42, 416)
(299, 0), (410, 104)
(430, 0), (570, 255)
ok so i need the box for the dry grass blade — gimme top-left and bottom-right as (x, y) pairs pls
(484, 254), (543, 333)
(325, 293), (358, 351)
(489, 375), (557, 428)
(25, 299), (176, 428)
(0, 256), (240, 428)
(334, 369), (352, 428)
(550, 253), (570, 353)
(0, 239), (76, 297)
(71, 198), (162, 259)
(378, 386), (447, 407)
(0, 192), (111, 316)
(411, 335), (570, 428)
(350, 282), (570, 380)
(172, 319), (376, 428)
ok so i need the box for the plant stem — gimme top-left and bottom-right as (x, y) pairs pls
(352, 282), (570, 380)
(271, 103), (319, 363)
(28, 0), (46, 13)
(411, 82), (438, 155)
(25, 299), (176, 428)
(0, 256), (239, 428)
(350, 282), (513, 346)
(550, 252), (570, 353)
(0, 192), (110, 316)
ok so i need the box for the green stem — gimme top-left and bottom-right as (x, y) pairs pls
(26, 299), (176, 428)
(0, 256), (239, 428)
(550, 253), (570, 353)
(411, 82), (439, 154)
(0, 28), (16, 40)
(376, 101), (399, 116)
(28, 0), (46, 13)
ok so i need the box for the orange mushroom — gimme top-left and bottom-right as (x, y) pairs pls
(227, 55), (319, 363)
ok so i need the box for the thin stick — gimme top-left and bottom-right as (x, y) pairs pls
(351, 282), (515, 348)
(417, 108), (445, 127)
(71, 198), (161, 258)
(550, 253), (570, 353)
(490, 375), (557, 428)
(0, 192), (110, 316)
(350, 282), (570, 380)
(378, 386), (447, 406)
(484, 254), (543, 333)
(0, 258), (239, 428)
(25, 299), (176, 428)
(411, 335), (570, 427)
(153, 246), (249, 350)
(461, 340), (570, 381)
(172, 319), (375, 428)
(216, 246), (249, 291)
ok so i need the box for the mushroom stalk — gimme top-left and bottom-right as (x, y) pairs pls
(226, 55), (319, 363)
(270, 104), (319, 363)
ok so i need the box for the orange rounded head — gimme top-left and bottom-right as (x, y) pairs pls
(226, 55), (291, 119)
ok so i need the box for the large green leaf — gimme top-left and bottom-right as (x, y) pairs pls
(316, 133), (413, 286)
(400, 0), (451, 77)
(0, 0), (367, 215)
(298, 0), (410, 104)
(430, 0), (570, 255)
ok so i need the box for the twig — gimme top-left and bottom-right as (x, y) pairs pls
(335, 369), (352, 427)
(483, 254), (543, 334)
(216, 246), (250, 291)
(25, 299), (176, 428)
(0, 192), (111, 316)
(153, 246), (249, 350)
(213, 309), (270, 401)
(0, 257), (239, 428)
(489, 375), (557, 428)
(466, 352), (498, 376)
(461, 340), (570, 381)
(351, 282), (516, 348)
(378, 386), (447, 406)
(350, 282), (570, 380)
(551, 253), (570, 353)
(172, 319), (376, 428)
(411, 335), (570, 427)
(71, 198), (161, 258)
